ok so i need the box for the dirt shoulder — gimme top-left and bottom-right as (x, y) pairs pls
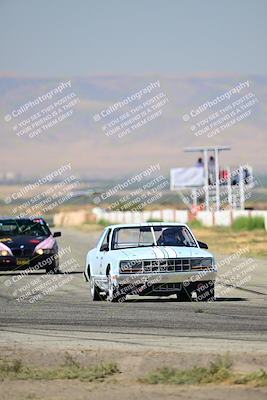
(0, 338), (267, 400)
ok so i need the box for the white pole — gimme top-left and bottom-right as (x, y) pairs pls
(204, 150), (209, 211)
(192, 189), (197, 207)
(215, 148), (220, 211)
(227, 167), (232, 209)
(239, 166), (245, 210)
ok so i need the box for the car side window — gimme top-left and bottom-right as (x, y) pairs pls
(99, 229), (111, 251)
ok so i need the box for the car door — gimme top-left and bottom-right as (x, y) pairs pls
(91, 229), (107, 276)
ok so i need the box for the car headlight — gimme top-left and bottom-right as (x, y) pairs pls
(200, 258), (214, 267)
(0, 250), (9, 256)
(120, 260), (142, 273)
(120, 261), (132, 273)
(191, 258), (214, 268)
(35, 248), (53, 255)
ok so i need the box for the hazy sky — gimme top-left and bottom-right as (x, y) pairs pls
(0, 0), (266, 76)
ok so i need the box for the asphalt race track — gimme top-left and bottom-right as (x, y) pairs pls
(0, 227), (267, 351)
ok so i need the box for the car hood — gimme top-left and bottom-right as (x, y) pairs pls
(114, 246), (213, 260)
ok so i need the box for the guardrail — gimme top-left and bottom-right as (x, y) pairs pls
(91, 207), (267, 230)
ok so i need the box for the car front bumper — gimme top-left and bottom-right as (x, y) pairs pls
(0, 253), (58, 271)
(114, 270), (217, 286)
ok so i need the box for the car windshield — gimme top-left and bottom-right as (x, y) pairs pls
(0, 219), (51, 237)
(111, 226), (197, 250)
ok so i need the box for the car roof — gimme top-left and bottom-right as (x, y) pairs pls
(105, 222), (189, 229)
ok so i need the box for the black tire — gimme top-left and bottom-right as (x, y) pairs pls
(89, 277), (103, 301)
(45, 262), (60, 274)
(176, 287), (192, 302)
(107, 273), (125, 302)
(196, 281), (215, 302)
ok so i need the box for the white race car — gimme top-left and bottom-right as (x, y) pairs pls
(84, 223), (217, 302)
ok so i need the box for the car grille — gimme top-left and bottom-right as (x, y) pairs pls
(12, 248), (33, 257)
(144, 259), (191, 273)
(120, 258), (213, 274)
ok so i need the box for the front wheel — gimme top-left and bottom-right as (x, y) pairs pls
(107, 273), (125, 302)
(196, 281), (215, 302)
(90, 277), (103, 301)
(45, 262), (60, 274)
(176, 287), (192, 302)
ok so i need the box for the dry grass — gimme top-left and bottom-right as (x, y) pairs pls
(193, 227), (267, 258)
(142, 355), (267, 387)
(0, 354), (119, 382)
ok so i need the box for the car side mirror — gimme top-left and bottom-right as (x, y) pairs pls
(53, 232), (61, 238)
(100, 243), (109, 252)
(198, 241), (208, 249)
